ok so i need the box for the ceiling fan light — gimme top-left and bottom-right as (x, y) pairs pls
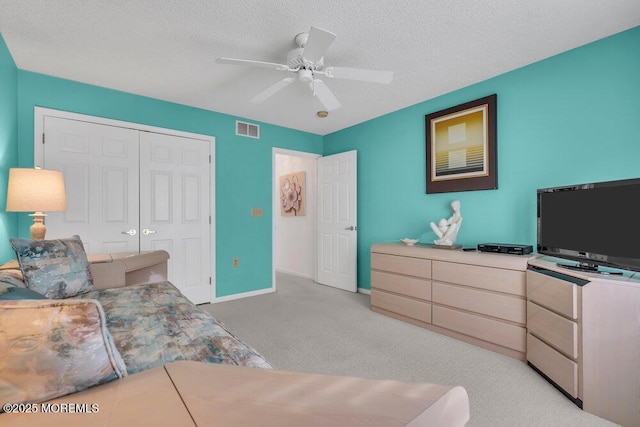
(298, 69), (313, 82)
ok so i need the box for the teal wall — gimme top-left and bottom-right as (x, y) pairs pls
(0, 35), (18, 262)
(13, 72), (323, 296)
(324, 26), (640, 290)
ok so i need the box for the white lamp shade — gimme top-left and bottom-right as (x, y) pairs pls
(6, 168), (67, 212)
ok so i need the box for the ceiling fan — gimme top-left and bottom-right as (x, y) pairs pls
(216, 26), (393, 111)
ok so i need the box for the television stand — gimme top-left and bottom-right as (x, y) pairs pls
(528, 257), (640, 427)
(557, 262), (623, 275)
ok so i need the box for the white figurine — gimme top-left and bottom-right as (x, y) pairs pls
(429, 200), (463, 246)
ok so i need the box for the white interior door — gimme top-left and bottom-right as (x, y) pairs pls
(43, 117), (140, 254)
(40, 110), (214, 304)
(139, 132), (211, 304)
(317, 150), (357, 292)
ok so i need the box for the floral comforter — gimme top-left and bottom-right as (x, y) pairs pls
(78, 281), (272, 374)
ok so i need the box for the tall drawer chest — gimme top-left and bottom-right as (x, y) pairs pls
(526, 257), (640, 427)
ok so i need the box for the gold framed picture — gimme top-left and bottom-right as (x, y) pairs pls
(425, 94), (497, 193)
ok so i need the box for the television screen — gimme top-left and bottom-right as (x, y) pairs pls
(537, 178), (640, 272)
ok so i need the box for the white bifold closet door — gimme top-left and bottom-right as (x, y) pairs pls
(43, 117), (140, 254)
(42, 116), (212, 304)
(139, 131), (211, 304)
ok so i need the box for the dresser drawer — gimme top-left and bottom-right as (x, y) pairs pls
(527, 301), (578, 359)
(432, 261), (525, 297)
(432, 282), (525, 324)
(371, 290), (432, 323)
(527, 333), (578, 398)
(527, 270), (578, 319)
(432, 305), (526, 352)
(372, 253), (431, 278)
(371, 271), (431, 301)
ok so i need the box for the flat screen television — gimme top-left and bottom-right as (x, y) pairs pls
(537, 178), (640, 273)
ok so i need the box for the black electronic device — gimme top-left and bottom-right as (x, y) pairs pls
(477, 243), (533, 255)
(537, 177), (640, 273)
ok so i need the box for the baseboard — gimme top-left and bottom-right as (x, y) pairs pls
(357, 287), (371, 295)
(275, 268), (315, 280)
(212, 287), (275, 303)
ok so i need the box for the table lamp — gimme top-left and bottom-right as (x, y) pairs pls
(5, 167), (67, 240)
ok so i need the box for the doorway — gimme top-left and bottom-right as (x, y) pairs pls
(272, 148), (358, 292)
(272, 149), (320, 289)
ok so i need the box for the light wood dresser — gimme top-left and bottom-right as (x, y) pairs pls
(527, 257), (640, 427)
(370, 244), (640, 426)
(370, 243), (532, 360)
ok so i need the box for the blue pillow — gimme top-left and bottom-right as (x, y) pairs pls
(10, 235), (95, 299)
(0, 286), (46, 300)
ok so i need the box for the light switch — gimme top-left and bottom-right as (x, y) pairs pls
(251, 208), (263, 217)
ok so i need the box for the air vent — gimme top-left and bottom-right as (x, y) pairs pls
(236, 120), (260, 139)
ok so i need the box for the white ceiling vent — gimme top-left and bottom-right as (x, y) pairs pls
(236, 120), (260, 139)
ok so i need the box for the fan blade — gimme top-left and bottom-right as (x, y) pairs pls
(302, 27), (337, 63)
(324, 67), (393, 84)
(216, 57), (290, 71)
(312, 79), (341, 111)
(251, 77), (295, 103)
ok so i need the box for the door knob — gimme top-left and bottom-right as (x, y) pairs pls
(142, 228), (157, 236)
(344, 226), (357, 231)
(121, 229), (137, 236)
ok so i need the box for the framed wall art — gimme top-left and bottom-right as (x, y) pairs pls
(280, 171), (306, 216)
(425, 94), (497, 194)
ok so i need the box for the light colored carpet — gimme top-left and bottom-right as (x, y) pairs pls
(200, 272), (617, 427)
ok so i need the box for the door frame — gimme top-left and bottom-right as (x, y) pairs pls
(271, 147), (322, 290)
(34, 107), (216, 302)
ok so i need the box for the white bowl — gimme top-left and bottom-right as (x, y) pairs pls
(401, 238), (419, 246)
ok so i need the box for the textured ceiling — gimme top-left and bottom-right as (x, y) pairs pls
(1, 1), (639, 135)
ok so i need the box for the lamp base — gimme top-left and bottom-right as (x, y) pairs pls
(29, 212), (47, 240)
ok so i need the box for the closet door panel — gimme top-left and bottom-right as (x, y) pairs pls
(139, 132), (211, 304)
(43, 116), (140, 254)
